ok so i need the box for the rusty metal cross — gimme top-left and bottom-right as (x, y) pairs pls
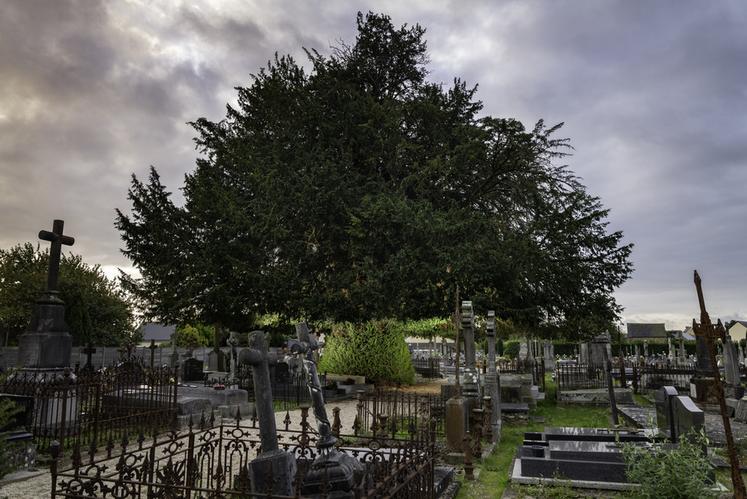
(38, 219), (75, 292)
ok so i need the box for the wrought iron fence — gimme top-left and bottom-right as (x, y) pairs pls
(51, 407), (439, 498)
(555, 363), (610, 392)
(0, 363), (177, 454)
(411, 358), (441, 378)
(635, 363), (695, 393)
(354, 389), (447, 438)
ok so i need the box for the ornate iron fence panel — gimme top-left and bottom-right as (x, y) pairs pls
(51, 408), (439, 498)
(0, 364), (177, 454)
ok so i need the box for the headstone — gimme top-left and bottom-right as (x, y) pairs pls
(227, 331), (239, 385)
(678, 332), (686, 363)
(643, 340), (649, 359)
(543, 341), (555, 372)
(590, 332), (611, 366)
(655, 386), (678, 441)
(244, 331), (297, 495)
(18, 220), (74, 369)
(519, 339), (529, 361)
(578, 343), (589, 364)
(722, 335), (742, 398)
(667, 336), (673, 360)
(739, 342), (745, 366)
(207, 347), (227, 373)
(484, 311), (501, 442)
(672, 395), (704, 442)
(182, 357), (204, 382)
(734, 395), (747, 422)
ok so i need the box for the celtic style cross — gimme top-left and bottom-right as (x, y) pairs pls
(39, 219), (75, 292)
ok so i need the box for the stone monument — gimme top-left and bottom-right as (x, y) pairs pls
(18, 220), (74, 370)
(543, 340), (555, 372)
(484, 311), (501, 442)
(589, 332), (611, 366)
(244, 331), (297, 495)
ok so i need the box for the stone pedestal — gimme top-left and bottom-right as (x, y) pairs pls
(483, 372), (501, 442)
(18, 294), (72, 368)
(249, 449), (297, 495)
(589, 333), (611, 366)
(690, 375), (718, 405)
(445, 396), (467, 453)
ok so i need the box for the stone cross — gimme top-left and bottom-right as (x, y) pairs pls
(461, 301), (476, 369)
(227, 331), (239, 385)
(82, 343), (96, 371)
(244, 331), (297, 495)
(486, 311), (497, 375)
(39, 219), (75, 293)
(148, 339), (157, 368)
(289, 322), (335, 449)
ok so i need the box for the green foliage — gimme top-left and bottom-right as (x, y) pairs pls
(172, 324), (213, 348)
(503, 340), (520, 359)
(399, 317), (453, 339)
(622, 429), (716, 499)
(0, 243), (135, 346)
(319, 320), (415, 385)
(115, 12), (632, 338)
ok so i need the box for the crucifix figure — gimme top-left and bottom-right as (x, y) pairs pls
(288, 322), (335, 449)
(39, 219), (75, 295)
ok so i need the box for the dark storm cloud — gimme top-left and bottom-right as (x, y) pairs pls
(1, 0), (745, 327)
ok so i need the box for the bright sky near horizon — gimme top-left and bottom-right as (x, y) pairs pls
(1, 1), (745, 330)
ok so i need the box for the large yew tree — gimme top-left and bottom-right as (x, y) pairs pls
(115, 12), (633, 339)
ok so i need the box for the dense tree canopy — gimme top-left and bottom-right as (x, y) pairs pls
(116, 12), (633, 340)
(0, 243), (135, 346)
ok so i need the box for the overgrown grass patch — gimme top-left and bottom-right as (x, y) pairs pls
(456, 375), (611, 498)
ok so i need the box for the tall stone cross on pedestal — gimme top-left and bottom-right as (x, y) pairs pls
(18, 219), (75, 369)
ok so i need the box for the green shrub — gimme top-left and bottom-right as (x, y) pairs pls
(622, 429), (716, 498)
(503, 340), (520, 359)
(172, 324), (212, 348)
(319, 320), (415, 385)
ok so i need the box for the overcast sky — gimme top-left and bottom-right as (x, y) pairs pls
(1, 1), (745, 329)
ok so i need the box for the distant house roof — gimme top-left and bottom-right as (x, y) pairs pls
(682, 327), (695, 341)
(729, 321), (747, 329)
(138, 323), (175, 342)
(626, 323), (668, 339)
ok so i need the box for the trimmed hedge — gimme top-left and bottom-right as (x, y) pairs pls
(319, 320), (415, 385)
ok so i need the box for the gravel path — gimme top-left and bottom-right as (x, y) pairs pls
(0, 399), (362, 499)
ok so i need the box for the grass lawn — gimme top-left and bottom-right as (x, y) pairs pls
(456, 375), (611, 498)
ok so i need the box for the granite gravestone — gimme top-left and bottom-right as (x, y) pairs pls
(655, 385), (678, 441)
(723, 335), (743, 398)
(672, 395), (704, 443)
(690, 319), (717, 403)
(182, 357), (204, 382)
(244, 331), (297, 495)
(590, 333), (611, 366)
(18, 220), (74, 369)
(543, 341), (555, 372)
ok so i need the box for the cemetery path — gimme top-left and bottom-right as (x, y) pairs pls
(0, 399), (363, 499)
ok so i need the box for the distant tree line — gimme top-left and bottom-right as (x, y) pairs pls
(0, 243), (135, 346)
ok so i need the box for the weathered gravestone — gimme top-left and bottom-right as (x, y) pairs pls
(182, 357), (204, 382)
(244, 331), (297, 495)
(461, 301), (480, 402)
(672, 395), (704, 442)
(543, 341), (555, 372)
(207, 347), (227, 373)
(655, 385), (678, 441)
(723, 335), (743, 398)
(590, 332), (611, 366)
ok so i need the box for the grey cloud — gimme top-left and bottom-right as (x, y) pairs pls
(1, 0), (745, 328)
